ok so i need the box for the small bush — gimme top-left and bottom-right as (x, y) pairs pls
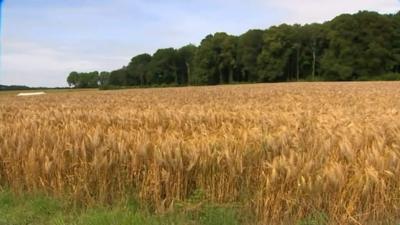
(358, 73), (400, 81)
(297, 212), (328, 225)
(199, 205), (240, 225)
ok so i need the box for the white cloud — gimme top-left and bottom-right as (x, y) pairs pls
(1, 40), (127, 87)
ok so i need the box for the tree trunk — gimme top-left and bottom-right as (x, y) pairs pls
(174, 71), (178, 84)
(296, 47), (300, 81)
(312, 49), (316, 81)
(229, 68), (233, 84)
(219, 66), (224, 84)
(311, 39), (317, 81)
(241, 69), (247, 82)
(186, 62), (191, 85)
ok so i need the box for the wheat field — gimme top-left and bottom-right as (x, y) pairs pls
(1, 82), (400, 224)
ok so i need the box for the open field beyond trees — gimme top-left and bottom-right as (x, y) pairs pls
(1, 82), (400, 224)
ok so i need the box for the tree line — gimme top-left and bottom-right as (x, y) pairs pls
(67, 11), (400, 88)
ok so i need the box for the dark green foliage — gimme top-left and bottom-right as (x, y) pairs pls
(391, 12), (400, 73)
(98, 71), (110, 87)
(237, 29), (264, 82)
(193, 33), (238, 84)
(300, 23), (328, 80)
(321, 11), (398, 80)
(0, 85), (30, 90)
(67, 71), (99, 88)
(109, 67), (128, 86)
(67, 11), (400, 87)
(258, 24), (300, 82)
(359, 72), (400, 81)
(177, 44), (197, 84)
(148, 48), (179, 85)
(127, 54), (152, 86)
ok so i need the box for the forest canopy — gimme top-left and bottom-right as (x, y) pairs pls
(67, 11), (400, 88)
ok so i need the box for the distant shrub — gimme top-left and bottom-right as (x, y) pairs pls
(379, 73), (400, 81)
(99, 85), (126, 90)
(358, 73), (400, 81)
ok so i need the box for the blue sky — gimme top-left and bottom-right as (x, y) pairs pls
(1, 0), (399, 87)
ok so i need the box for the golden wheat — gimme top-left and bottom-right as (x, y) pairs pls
(1, 82), (400, 224)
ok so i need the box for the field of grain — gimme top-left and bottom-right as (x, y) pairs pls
(1, 82), (400, 224)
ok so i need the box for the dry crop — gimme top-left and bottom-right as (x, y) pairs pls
(1, 82), (400, 224)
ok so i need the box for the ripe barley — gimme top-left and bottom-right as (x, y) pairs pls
(1, 82), (400, 224)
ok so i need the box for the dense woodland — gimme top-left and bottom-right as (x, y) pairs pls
(0, 84), (30, 90)
(67, 11), (400, 88)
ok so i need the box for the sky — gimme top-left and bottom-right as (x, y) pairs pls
(0, 0), (399, 87)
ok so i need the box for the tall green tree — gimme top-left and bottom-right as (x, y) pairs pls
(193, 33), (238, 84)
(321, 11), (396, 80)
(219, 34), (238, 84)
(258, 24), (299, 82)
(126, 54), (152, 86)
(66, 71), (99, 88)
(148, 48), (179, 85)
(297, 24), (328, 80)
(193, 34), (219, 84)
(392, 12), (400, 73)
(85, 71), (100, 88)
(99, 71), (111, 87)
(177, 44), (197, 85)
(67, 72), (79, 87)
(109, 67), (128, 86)
(237, 29), (264, 82)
